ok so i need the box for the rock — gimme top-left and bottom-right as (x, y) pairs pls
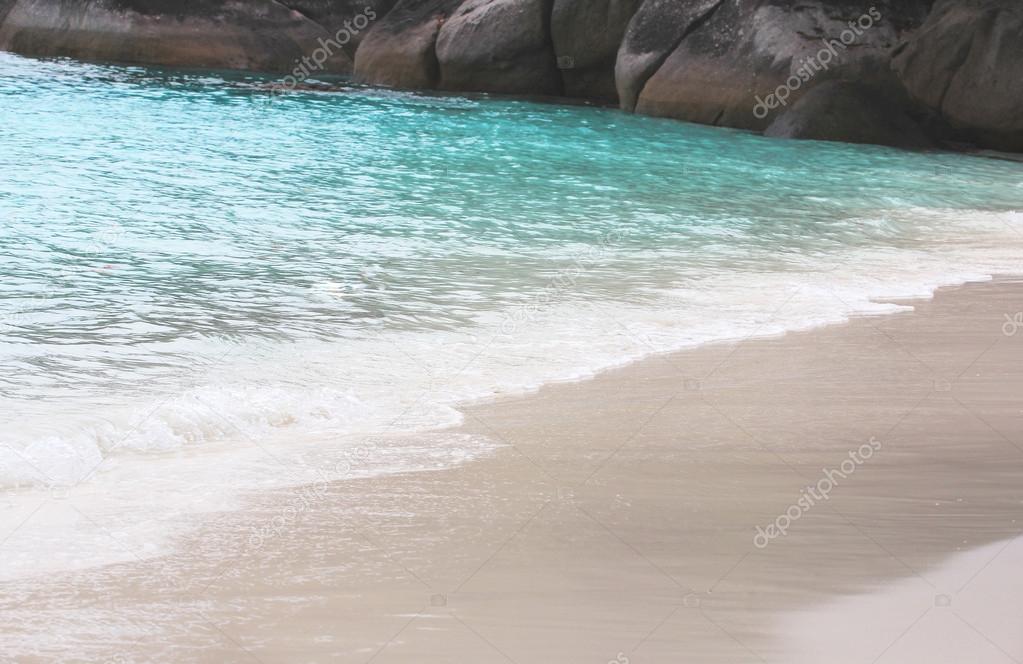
(0, 0), (358, 74)
(353, 0), (462, 89)
(0, 0), (15, 25)
(630, 0), (925, 131)
(614, 0), (724, 113)
(273, 0), (398, 58)
(550, 0), (642, 101)
(893, 0), (1023, 151)
(764, 81), (935, 149)
(435, 0), (559, 95)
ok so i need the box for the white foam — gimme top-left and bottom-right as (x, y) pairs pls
(1, 208), (1022, 580)
(0, 431), (499, 581)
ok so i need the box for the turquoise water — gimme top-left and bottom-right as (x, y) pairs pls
(2, 51), (1023, 491)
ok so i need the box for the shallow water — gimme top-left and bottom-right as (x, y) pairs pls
(1, 52), (1022, 537)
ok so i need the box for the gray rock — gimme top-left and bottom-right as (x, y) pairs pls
(614, 0), (724, 113)
(435, 0), (559, 95)
(764, 81), (935, 149)
(273, 0), (398, 58)
(550, 0), (642, 101)
(631, 0), (921, 131)
(893, 0), (1023, 151)
(353, 0), (462, 89)
(0, 0), (357, 74)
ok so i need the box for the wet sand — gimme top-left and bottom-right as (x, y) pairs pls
(2, 278), (1023, 663)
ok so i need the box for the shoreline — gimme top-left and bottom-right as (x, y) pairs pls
(3, 262), (1021, 582)
(2, 277), (1022, 661)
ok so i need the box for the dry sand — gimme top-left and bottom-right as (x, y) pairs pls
(2, 278), (1023, 663)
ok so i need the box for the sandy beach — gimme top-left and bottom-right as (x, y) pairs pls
(3, 277), (1023, 663)
(5, 2), (1023, 660)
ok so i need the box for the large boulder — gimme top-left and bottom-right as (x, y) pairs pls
(893, 0), (1023, 151)
(274, 0), (398, 58)
(435, 0), (559, 95)
(764, 81), (935, 149)
(550, 0), (642, 101)
(0, 0), (357, 73)
(0, 0), (15, 25)
(622, 0), (929, 131)
(353, 0), (462, 88)
(614, 0), (723, 113)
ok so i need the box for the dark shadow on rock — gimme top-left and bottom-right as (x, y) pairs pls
(551, 0), (642, 102)
(893, 0), (1023, 152)
(764, 81), (935, 150)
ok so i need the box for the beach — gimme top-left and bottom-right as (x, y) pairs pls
(3, 277), (1021, 663)
(4, 3), (1023, 660)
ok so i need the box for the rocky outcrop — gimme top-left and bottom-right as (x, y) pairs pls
(624, 1), (928, 131)
(893, 0), (1023, 151)
(764, 81), (935, 149)
(550, 0), (641, 101)
(281, 0), (397, 57)
(0, 0), (367, 73)
(355, 0), (563, 94)
(614, 0), (724, 114)
(3, 0), (1023, 152)
(435, 0), (559, 95)
(353, 0), (461, 88)
(0, 0), (15, 26)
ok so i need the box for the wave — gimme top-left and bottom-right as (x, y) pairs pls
(3, 208), (1021, 493)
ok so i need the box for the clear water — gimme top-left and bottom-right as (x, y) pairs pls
(2, 51), (1023, 503)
